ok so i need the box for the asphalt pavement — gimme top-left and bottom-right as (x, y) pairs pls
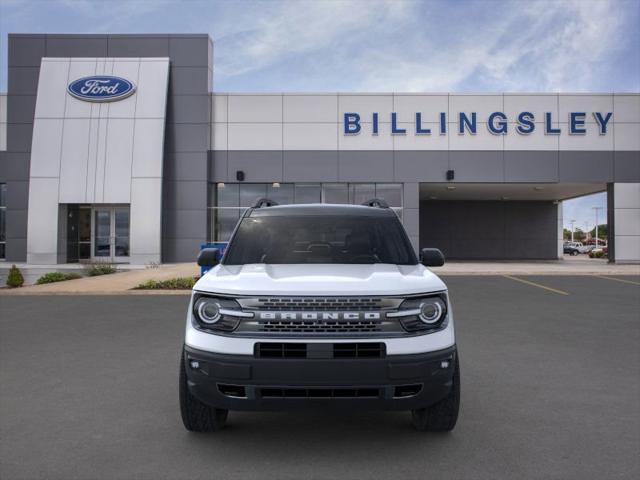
(1, 275), (639, 480)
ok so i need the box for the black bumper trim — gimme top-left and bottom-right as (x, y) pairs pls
(183, 344), (457, 411)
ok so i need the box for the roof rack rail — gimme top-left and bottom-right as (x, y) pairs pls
(361, 198), (389, 208)
(252, 198), (279, 208)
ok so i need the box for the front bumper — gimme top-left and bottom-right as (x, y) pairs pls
(183, 344), (457, 411)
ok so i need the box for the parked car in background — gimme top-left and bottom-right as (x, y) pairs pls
(580, 244), (596, 254)
(563, 242), (582, 256)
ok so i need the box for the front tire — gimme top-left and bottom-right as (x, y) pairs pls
(179, 349), (228, 432)
(411, 356), (460, 432)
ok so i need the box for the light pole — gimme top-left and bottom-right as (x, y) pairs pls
(570, 219), (576, 242)
(592, 206), (604, 248)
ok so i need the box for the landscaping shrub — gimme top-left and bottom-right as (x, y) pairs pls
(134, 276), (197, 290)
(6, 264), (24, 288)
(36, 272), (83, 285)
(85, 262), (117, 276)
(589, 250), (605, 259)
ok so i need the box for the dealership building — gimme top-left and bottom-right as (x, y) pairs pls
(0, 33), (638, 265)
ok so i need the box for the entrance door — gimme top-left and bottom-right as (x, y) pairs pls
(92, 206), (130, 263)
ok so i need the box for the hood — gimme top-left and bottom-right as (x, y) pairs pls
(193, 263), (446, 296)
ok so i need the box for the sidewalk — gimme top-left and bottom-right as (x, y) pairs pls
(0, 263), (198, 295)
(437, 257), (640, 276)
(0, 258), (637, 295)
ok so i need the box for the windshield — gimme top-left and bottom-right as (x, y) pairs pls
(223, 215), (417, 265)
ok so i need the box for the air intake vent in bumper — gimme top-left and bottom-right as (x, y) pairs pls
(260, 388), (380, 398)
(255, 343), (385, 359)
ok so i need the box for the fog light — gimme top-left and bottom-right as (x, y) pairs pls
(189, 360), (200, 370)
(440, 360), (450, 369)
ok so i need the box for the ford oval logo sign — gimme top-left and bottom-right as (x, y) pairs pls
(67, 76), (136, 102)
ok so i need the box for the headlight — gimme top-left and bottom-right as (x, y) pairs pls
(418, 298), (445, 324)
(194, 297), (221, 324)
(192, 294), (253, 332)
(387, 294), (448, 332)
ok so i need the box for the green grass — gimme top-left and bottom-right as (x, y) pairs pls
(36, 272), (83, 285)
(133, 276), (197, 290)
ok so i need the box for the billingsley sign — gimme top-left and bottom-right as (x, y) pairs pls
(68, 76), (136, 102)
(344, 111), (613, 136)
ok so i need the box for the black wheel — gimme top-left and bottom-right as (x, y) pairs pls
(411, 356), (460, 432)
(572, 250), (579, 256)
(179, 350), (228, 432)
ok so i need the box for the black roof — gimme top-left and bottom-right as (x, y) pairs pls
(248, 203), (396, 218)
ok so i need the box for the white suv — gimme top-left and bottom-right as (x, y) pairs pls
(180, 199), (460, 432)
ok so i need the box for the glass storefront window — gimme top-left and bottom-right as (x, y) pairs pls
(240, 184), (268, 207)
(349, 184), (375, 205)
(375, 183), (402, 207)
(214, 183), (240, 207)
(322, 184), (348, 204)
(1, 183), (7, 259)
(268, 183), (294, 204)
(207, 182), (403, 242)
(294, 184), (321, 204)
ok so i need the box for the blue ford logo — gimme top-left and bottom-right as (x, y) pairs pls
(67, 76), (136, 102)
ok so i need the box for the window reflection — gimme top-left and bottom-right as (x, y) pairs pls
(208, 182), (403, 242)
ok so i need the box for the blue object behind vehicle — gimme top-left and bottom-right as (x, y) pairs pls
(199, 242), (227, 276)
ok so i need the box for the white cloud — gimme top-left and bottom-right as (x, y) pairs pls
(213, 0), (635, 92)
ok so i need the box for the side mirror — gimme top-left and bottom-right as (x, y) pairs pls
(197, 248), (220, 267)
(421, 248), (445, 267)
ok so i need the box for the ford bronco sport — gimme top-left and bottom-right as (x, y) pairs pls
(180, 199), (460, 432)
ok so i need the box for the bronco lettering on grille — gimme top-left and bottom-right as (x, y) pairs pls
(257, 312), (381, 321)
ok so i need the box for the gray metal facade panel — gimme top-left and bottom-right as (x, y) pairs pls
(163, 180), (208, 211)
(394, 151), (449, 182)
(6, 95), (36, 124)
(420, 200), (557, 259)
(165, 123), (210, 153)
(338, 151), (394, 182)
(5, 237), (26, 260)
(165, 152), (209, 182)
(163, 208), (209, 239)
(227, 151), (284, 182)
(7, 67), (40, 95)
(283, 151), (339, 182)
(45, 35), (109, 57)
(0, 153), (30, 181)
(559, 151), (614, 182)
(449, 151), (505, 182)
(6, 123), (33, 153)
(162, 237), (203, 263)
(166, 94), (210, 124)
(6, 208), (28, 241)
(504, 150), (559, 182)
(169, 37), (211, 67)
(8, 35), (45, 67)
(208, 151), (229, 182)
(107, 35), (170, 57)
(614, 151), (640, 182)
(169, 67), (211, 95)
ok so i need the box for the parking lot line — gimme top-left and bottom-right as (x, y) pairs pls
(593, 275), (640, 286)
(502, 275), (570, 295)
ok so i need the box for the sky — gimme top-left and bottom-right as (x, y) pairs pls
(1, 0), (638, 229)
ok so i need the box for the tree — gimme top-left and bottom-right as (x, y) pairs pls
(589, 224), (607, 239)
(573, 228), (586, 242)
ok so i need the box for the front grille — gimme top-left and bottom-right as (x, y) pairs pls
(237, 297), (402, 311)
(260, 319), (381, 334)
(334, 343), (385, 358)
(255, 342), (385, 359)
(260, 387), (380, 398)
(256, 343), (307, 358)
